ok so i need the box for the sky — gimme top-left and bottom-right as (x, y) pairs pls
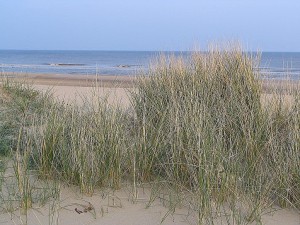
(1, 0), (300, 51)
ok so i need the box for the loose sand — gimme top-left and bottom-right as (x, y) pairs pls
(33, 85), (133, 108)
(0, 73), (299, 225)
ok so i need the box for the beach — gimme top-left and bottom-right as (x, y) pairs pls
(2, 72), (136, 107)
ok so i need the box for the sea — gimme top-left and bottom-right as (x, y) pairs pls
(0, 50), (300, 80)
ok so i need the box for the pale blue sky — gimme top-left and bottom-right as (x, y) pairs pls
(1, 0), (300, 51)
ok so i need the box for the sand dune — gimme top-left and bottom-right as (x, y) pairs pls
(1, 73), (299, 225)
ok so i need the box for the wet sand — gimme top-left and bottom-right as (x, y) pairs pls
(1, 72), (136, 88)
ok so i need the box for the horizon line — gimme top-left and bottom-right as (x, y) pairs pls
(1, 49), (300, 53)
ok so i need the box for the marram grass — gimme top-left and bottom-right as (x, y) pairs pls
(132, 47), (300, 223)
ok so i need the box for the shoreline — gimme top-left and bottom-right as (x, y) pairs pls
(1, 72), (300, 93)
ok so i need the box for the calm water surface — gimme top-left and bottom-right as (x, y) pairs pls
(0, 50), (300, 80)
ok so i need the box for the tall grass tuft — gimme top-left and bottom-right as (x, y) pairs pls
(28, 95), (127, 195)
(14, 128), (33, 214)
(0, 77), (53, 156)
(131, 46), (300, 223)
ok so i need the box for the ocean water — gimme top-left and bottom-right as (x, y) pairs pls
(0, 50), (159, 76)
(0, 50), (300, 80)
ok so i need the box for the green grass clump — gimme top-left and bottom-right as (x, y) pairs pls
(131, 47), (300, 223)
(0, 79), (59, 220)
(0, 78), (53, 156)
(27, 96), (127, 195)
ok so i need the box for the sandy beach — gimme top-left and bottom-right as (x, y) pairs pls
(2, 72), (136, 107)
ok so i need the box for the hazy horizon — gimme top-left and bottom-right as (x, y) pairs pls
(1, 0), (300, 52)
(1, 49), (300, 53)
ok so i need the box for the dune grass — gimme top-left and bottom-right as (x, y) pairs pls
(0, 46), (299, 224)
(0, 79), (59, 225)
(29, 96), (127, 195)
(131, 48), (300, 223)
